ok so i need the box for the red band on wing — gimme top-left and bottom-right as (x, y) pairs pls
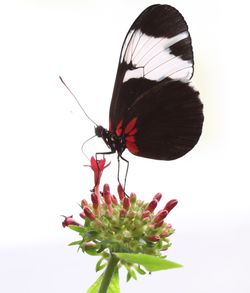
(126, 141), (139, 154)
(128, 127), (138, 135)
(125, 117), (137, 134)
(115, 120), (123, 136)
(125, 135), (136, 142)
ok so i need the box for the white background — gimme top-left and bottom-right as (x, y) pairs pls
(1, 0), (250, 292)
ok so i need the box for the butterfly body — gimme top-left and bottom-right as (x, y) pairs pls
(95, 125), (126, 156)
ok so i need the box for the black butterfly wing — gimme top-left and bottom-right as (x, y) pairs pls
(109, 4), (194, 131)
(122, 79), (203, 160)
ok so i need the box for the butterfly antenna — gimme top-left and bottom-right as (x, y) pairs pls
(59, 76), (98, 126)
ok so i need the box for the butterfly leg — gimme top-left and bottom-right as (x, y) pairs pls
(95, 151), (115, 161)
(117, 154), (129, 197)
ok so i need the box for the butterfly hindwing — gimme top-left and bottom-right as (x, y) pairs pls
(122, 79), (203, 160)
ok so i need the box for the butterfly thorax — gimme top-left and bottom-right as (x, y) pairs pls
(95, 125), (126, 155)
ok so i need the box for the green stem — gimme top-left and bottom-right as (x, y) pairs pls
(98, 253), (119, 293)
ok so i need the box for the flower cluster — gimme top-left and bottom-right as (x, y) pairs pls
(62, 157), (178, 258)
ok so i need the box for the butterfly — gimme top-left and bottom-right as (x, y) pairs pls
(60, 4), (204, 187)
(95, 5), (203, 160)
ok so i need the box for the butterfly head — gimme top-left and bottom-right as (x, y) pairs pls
(95, 125), (105, 138)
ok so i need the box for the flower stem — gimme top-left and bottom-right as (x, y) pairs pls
(98, 253), (119, 293)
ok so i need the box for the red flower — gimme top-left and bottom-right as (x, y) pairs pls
(81, 199), (88, 208)
(164, 199), (178, 213)
(91, 192), (99, 209)
(120, 208), (127, 218)
(62, 215), (80, 227)
(123, 197), (131, 210)
(153, 192), (162, 202)
(80, 211), (86, 219)
(88, 156), (111, 186)
(103, 184), (112, 205)
(147, 235), (160, 242)
(152, 210), (168, 224)
(141, 210), (151, 220)
(83, 207), (96, 221)
(145, 199), (158, 213)
(153, 220), (164, 228)
(111, 195), (118, 205)
(117, 184), (125, 201)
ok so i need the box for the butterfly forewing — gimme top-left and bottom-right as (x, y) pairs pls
(109, 4), (203, 160)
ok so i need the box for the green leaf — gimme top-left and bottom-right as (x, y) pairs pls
(86, 270), (120, 293)
(124, 264), (137, 282)
(87, 274), (103, 293)
(126, 271), (131, 282)
(97, 264), (106, 272)
(86, 230), (99, 238)
(85, 248), (100, 256)
(134, 265), (146, 275)
(96, 258), (107, 272)
(114, 253), (182, 272)
(68, 225), (85, 233)
(107, 270), (120, 293)
(68, 240), (82, 246)
(129, 268), (137, 280)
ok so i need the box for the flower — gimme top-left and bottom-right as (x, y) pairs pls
(103, 184), (112, 205)
(83, 207), (96, 221)
(145, 199), (158, 213)
(123, 197), (131, 210)
(62, 215), (80, 227)
(91, 192), (99, 209)
(147, 235), (161, 242)
(117, 184), (125, 200)
(87, 156), (111, 186)
(164, 199), (178, 213)
(153, 192), (162, 202)
(62, 156), (177, 257)
(152, 210), (168, 224)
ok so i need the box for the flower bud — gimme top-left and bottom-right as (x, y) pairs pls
(103, 184), (112, 205)
(117, 184), (125, 201)
(106, 205), (113, 217)
(123, 197), (131, 211)
(141, 210), (151, 220)
(136, 200), (143, 206)
(130, 192), (137, 204)
(145, 199), (158, 213)
(81, 199), (88, 208)
(103, 183), (110, 194)
(83, 207), (96, 221)
(160, 230), (169, 238)
(120, 208), (127, 218)
(111, 195), (118, 205)
(153, 220), (164, 228)
(91, 192), (99, 209)
(84, 242), (96, 250)
(152, 210), (168, 224)
(79, 211), (86, 219)
(147, 235), (160, 242)
(164, 199), (178, 213)
(127, 211), (135, 219)
(153, 192), (162, 202)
